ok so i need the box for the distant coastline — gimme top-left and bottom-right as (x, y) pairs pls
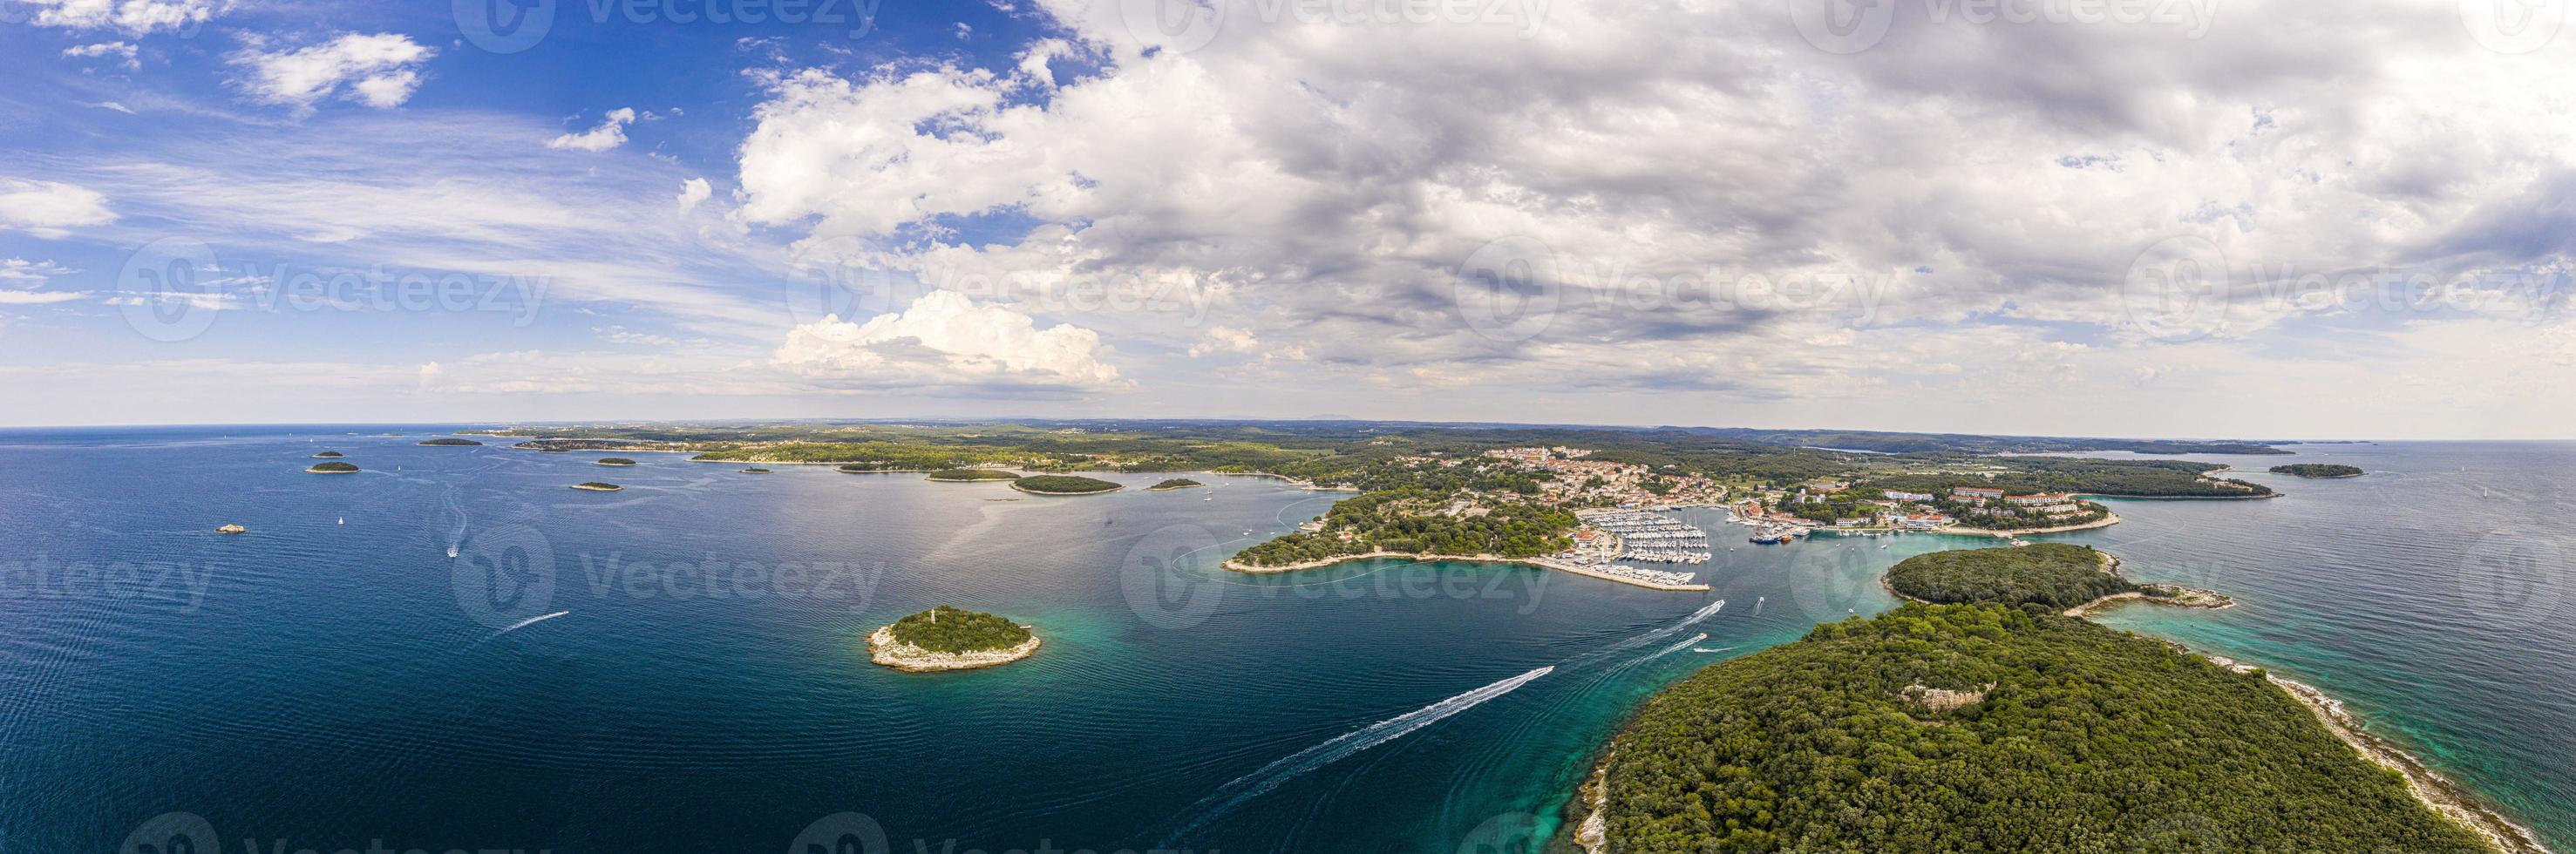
(1223, 549), (1710, 592)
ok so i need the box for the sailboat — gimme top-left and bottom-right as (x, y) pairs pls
(337, 517), (345, 525)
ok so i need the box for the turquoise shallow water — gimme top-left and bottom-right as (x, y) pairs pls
(0, 429), (2566, 851)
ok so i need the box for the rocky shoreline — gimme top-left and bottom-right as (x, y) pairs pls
(867, 626), (1042, 672)
(2208, 655), (2556, 854)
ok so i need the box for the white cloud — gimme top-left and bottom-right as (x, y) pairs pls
(0, 291), (90, 305)
(676, 177), (712, 214)
(0, 258), (77, 286)
(418, 362), (443, 391)
(773, 290), (1123, 395)
(715, 0), (2576, 434)
(21, 0), (220, 34)
(63, 41), (141, 71)
(0, 179), (116, 238)
(548, 107), (639, 152)
(229, 33), (434, 113)
(1187, 325), (1259, 357)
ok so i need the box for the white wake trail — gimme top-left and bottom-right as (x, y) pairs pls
(1159, 666), (1554, 844)
(473, 610), (570, 646)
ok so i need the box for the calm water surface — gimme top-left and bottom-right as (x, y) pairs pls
(0, 430), (2566, 851)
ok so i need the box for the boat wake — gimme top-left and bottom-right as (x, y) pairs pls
(1158, 666), (1554, 845)
(1651, 633), (1708, 659)
(1600, 600), (1725, 654)
(474, 610), (570, 645)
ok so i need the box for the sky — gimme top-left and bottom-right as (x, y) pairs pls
(2, 0), (2573, 438)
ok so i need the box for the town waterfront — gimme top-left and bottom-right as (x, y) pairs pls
(0, 428), (2567, 851)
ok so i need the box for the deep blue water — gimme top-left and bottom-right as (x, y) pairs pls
(0, 430), (2566, 851)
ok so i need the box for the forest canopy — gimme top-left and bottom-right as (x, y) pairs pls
(1601, 604), (2489, 853)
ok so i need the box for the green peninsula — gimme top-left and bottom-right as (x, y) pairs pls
(1592, 604), (2493, 853)
(1885, 543), (2132, 609)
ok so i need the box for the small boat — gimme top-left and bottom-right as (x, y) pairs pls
(337, 518), (345, 525)
(447, 546), (459, 559)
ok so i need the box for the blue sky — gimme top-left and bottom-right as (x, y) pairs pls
(3, 0), (2573, 437)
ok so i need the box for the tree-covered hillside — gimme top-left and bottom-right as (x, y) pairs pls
(1885, 544), (2135, 609)
(1601, 604), (2488, 853)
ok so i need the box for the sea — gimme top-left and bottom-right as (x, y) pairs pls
(0, 427), (2567, 852)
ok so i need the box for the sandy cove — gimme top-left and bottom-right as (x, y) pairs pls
(1223, 550), (1711, 592)
(867, 627), (1042, 673)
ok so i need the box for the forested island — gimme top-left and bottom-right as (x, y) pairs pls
(1146, 478), (1203, 491)
(2273, 463), (2365, 478)
(1884, 543), (2230, 613)
(926, 469), (1021, 482)
(1010, 475), (1124, 495)
(741, 467), (771, 474)
(568, 482), (622, 491)
(309, 451), (343, 458)
(868, 605), (1041, 672)
(418, 437), (483, 446)
(304, 461), (361, 474)
(1588, 603), (2496, 853)
(595, 458), (638, 466)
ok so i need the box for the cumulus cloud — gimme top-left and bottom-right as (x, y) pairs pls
(773, 290), (1123, 395)
(20, 0), (221, 34)
(0, 179), (116, 238)
(63, 41), (141, 71)
(1187, 325), (1259, 357)
(727, 0), (2576, 417)
(676, 177), (712, 214)
(548, 108), (639, 152)
(229, 33), (434, 113)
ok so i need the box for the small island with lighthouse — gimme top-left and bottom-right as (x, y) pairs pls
(868, 605), (1041, 672)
